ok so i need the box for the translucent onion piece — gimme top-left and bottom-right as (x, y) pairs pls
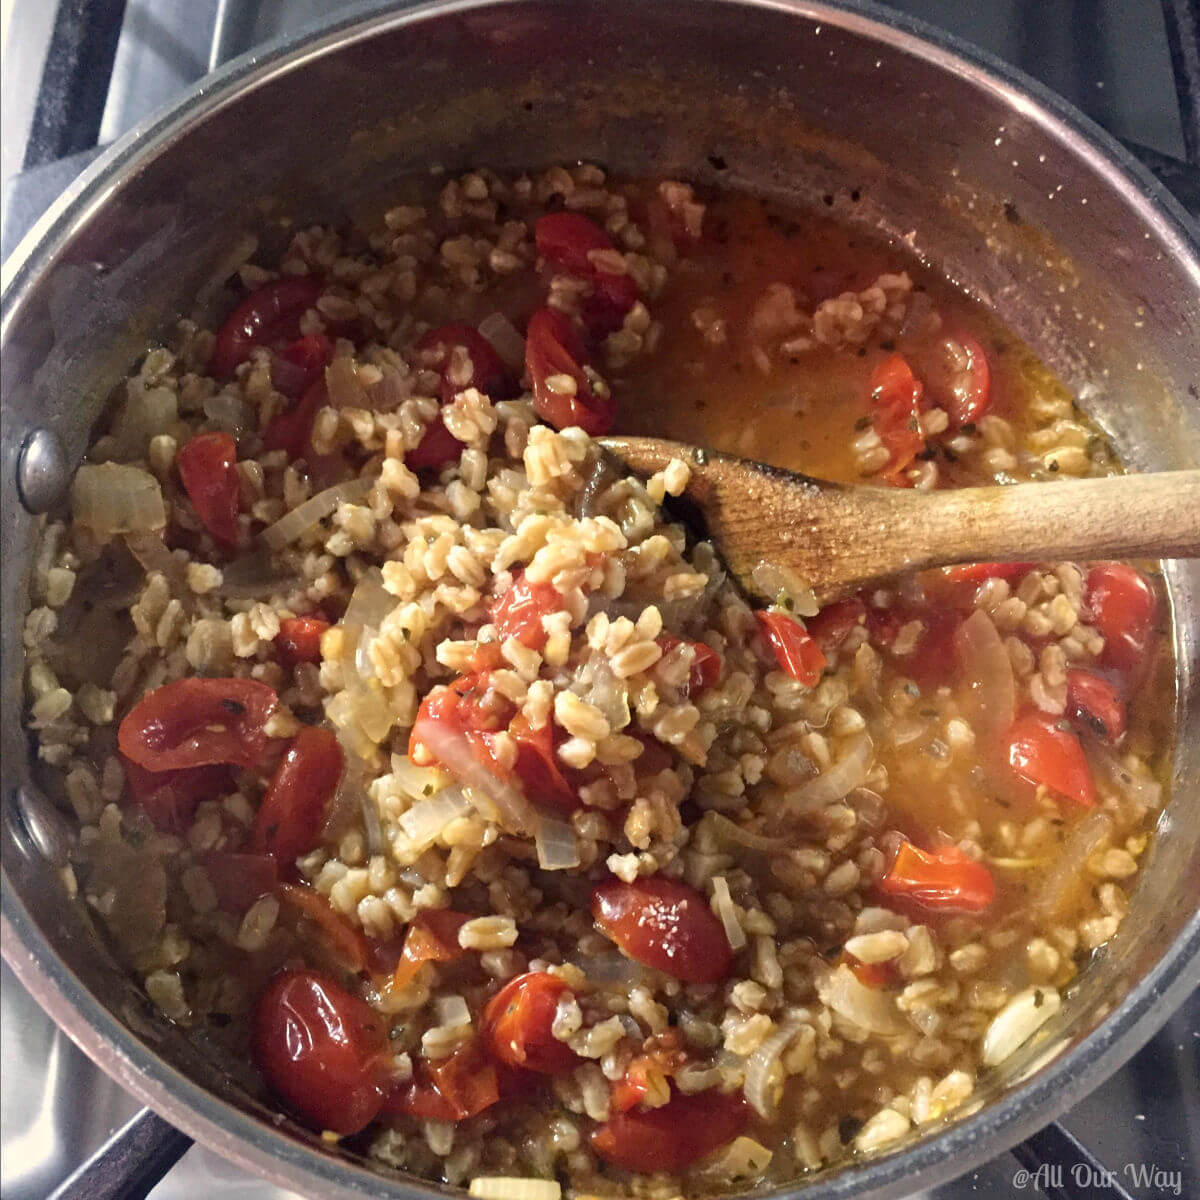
(325, 355), (368, 409)
(322, 761), (368, 839)
(1085, 738), (1163, 809)
(112, 386), (178, 459)
(398, 786), (472, 847)
(571, 657), (630, 731)
(702, 813), (778, 853)
(750, 561), (818, 617)
(953, 609), (1015, 740)
(214, 554), (300, 599)
(72, 463), (166, 539)
(1030, 809), (1114, 920)
(477, 312), (527, 371)
(816, 963), (904, 1035)
(784, 734), (872, 810)
(712, 875), (747, 951)
(435, 994), (471, 1027)
(468, 1178), (561, 1200)
(570, 954), (652, 988)
(694, 1136), (773, 1183)
(535, 811), (581, 871)
(341, 566), (395, 631)
(259, 477), (372, 550)
(123, 532), (187, 590)
(389, 754), (452, 802)
(744, 1021), (802, 1118)
(361, 791), (385, 857)
(202, 390), (252, 436)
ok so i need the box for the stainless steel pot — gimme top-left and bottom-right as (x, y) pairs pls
(3, 2), (1198, 1197)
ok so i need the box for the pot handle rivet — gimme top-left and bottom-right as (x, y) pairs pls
(17, 427), (69, 514)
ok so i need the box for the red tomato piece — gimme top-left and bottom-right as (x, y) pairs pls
(263, 378), (326, 461)
(392, 909), (472, 990)
(592, 877), (733, 984)
(491, 571), (562, 652)
(278, 882), (372, 973)
(416, 322), (508, 403)
(940, 333), (992, 427)
(405, 415), (465, 471)
(386, 1041), (500, 1121)
(535, 212), (638, 337)
(802, 598), (866, 657)
(1087, 563), (1158, 674)
(118, 677), (277, 772)
(1066, 670), (1127, 743)
(609, 1032), (688, 1114)
(275, 615), (330, 667)
(121, 756), (230, 833)
(1006, 712), (1096, 807)
(591, 1090), (749, 1173)
(199, 851), (279, 913)
(482, 971), (580, 1074)
(504, 714), (579, 813)
(525, 307), (616, 435)
(657, 634), (722, 696)
(941, 561), (1034, 585)
(253, 968), (388, 1135)
(868, 352), (925, 484)
(755, 609), (827, 686)
(252, 726), (343, 863)
(211, 277), (324, 379)
(177, 432), (240, 546)
(271, 334), (335, 399)
(878, 840), (995, 913)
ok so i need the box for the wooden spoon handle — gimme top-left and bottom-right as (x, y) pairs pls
(891, 471), (1200, 570)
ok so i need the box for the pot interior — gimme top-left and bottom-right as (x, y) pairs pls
(3, 2), (1198, 1196)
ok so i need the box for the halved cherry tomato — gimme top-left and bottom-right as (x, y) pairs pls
(866, 602), (962, 692)
(868, 352), (925, 484)
(1087, 563), (1157, 674)
(939, 333), (992, 427)
(941, 561), (1033, 585)
(118, 678), (277, 772)
(263, 378), (326, 461)
(482, 971), (580, 1074)
(275, 615), (330, 667)
(198, 851), (279, 913)
(491, 571), (562, 651)
(177, 432), (240, 545)
(591, 1089), (749, 1173)
(278, 882), (372, 973)
(211, 277), (324, 379)
(657, 634), (722, 696)
(252, 726), (343, 863)
(121, 756), (231, 833)
(1006, 712), (1095, 807)
(878, 840), (995, 913)
(535, 212), (639, 337)
(392, 909), (472, 991)
(525, 307), (616, 435)
(271, 334), (335, 399)
(254, 968), (388, 1135)
(404, 415), (464, 471)
(386, 1040), (500, 1121)
(609, 1031), (687, 1113)
(1066, 670), (1127, 743)
(756, 609), (827, 686)
(504, 714), (578, 813)
(592, 876), (733, 984)
(803, 598), (866, 657)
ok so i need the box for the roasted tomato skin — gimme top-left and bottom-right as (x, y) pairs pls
(657, 634), (722, 696)
(253, 968), (388, 1135)
(940, 333), (992, 427)
(868, 352), (925, 484)
(592, 877), (733, 984)
(177, 432), (240, 545)
(482, 971), (580, 1074)
(263, 378), (326, 460)
(275, 615), (330, 666)
(392, 910), (472, 990)
(121, 756), (230, 833)
(534, 212), (639, 336)
(278, 883), (372, 973)
(491, 572), (561, 651)
(590, 1090), (749, 1173)
(1087, 564), (1157, 674)
(210, 277), (324, 379)
(803, 598), (866, 657)
(525, 307), (616, 434)
(1066, 670), (1127, 743)
(118, 677), (277, 772)
(385, 1040), (500, 1121)
(198, 851), (279, 913)
(252, 726), (343, 863)
(756, 609), (827, 686)
(1006, 712), (1096, 807)
(878, 840), (995, 913)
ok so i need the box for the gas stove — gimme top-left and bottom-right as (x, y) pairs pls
(2, 3), (1197, 1198)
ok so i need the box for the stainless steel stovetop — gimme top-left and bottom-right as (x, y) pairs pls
(2, 2), (1198, 1198)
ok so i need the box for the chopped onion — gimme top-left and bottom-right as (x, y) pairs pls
(416, 719), (535, 835)
(702, 813), (778, 853)
(469, 1178), (561, 1200)
(1030, 809), (1114, 919)
(325, 355), (368, 409)
(342, 566), (395, 631)
(711, 876), (747, 950)
(435, 994), (471, 1027)
(389, 754), (452, 802)
(259, 477), (372, 550)
(535, 811), (581, 870)
(572, 657), (630, 731)
(783, 734), (872, 810)
(72, 463), (166, 539)
(361, 792), (385, 857)
(111, 386), (178, 458)
(202, 390), (252, 435)
(322, 762), (369, 839)
(123, 532), (187, 590)
(750, 561), (818, 616)
(694, 1136), (773, 1182)
(816, 963), (904, 1035)
(399, 786), (472, 847)
(1085, 738), (1163, 810)
(478, 312), (527, 371)
(743, 1020), (802, 1118)
(570, 954), (651, 988)
(953, 609), (1015, 740)
(214, 554), (300, 599)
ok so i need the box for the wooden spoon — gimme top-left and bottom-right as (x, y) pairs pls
(599, 436), (1200, 604)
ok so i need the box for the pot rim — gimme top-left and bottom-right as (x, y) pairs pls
(3, 3), (1198, 1199)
